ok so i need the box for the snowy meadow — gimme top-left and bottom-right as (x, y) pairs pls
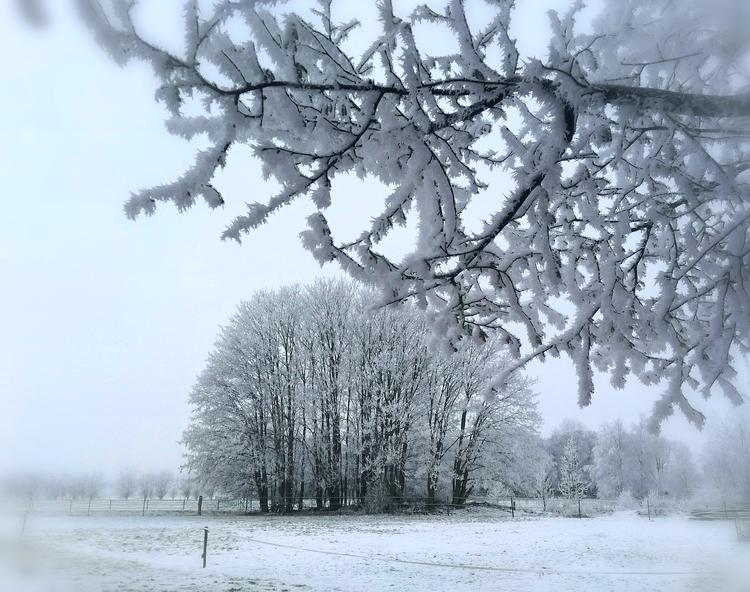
(3, 508), (748, 592)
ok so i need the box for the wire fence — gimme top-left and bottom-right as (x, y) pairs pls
(8, 495), (618, 518)
(691, 505), (750, 521)
(13, 497), (271, 516)
(239, 535), (705, 577)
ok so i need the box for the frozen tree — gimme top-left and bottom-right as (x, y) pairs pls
(81, 473), (105, 501)
(116, 468), (138, 500)
(559, 435), (588, 500)
(592, 418), (696, 499)
(663, 442), (698, 500)
(447, 344), (537, 506)
(592, 420), (631, 498)
(137, 472), (153, 501)
(151, 470), (173, 500)
(178, 477), (194, 500)
(484, 431), (551, 502)
(546, 420), (596, 494)
(80, 0), (750, 426)
(702, 408), (750, 504)
(533, 455), (555, 510)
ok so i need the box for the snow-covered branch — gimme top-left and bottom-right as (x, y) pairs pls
(83, 0), (750, 425)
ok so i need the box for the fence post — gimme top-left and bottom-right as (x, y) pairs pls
(198, 495), (203, 516)
(511, 496), (515, 519)
(142, 497), (147, 517)
(647, 498), (652, 521)
(578, 498), (582, 519)
(202, 527), (209, 568)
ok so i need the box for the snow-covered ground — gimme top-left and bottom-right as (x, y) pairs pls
(1, 508), (747, 591)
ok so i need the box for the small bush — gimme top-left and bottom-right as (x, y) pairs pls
(615, 491), (640, 512)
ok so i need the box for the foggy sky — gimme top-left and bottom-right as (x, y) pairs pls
(0, 0), (739, 477)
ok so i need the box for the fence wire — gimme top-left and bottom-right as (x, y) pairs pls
(12, 496), (617, 517)
(241, 536), (704, 577)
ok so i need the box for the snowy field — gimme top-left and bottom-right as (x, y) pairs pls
(1, 509), (748, 592)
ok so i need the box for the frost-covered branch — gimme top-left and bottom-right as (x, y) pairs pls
(82, 0), (750, 426)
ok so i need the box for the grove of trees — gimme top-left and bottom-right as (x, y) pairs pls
(0, 413), (711, 508)
(701, 408), (750, 505)
(184, 280), (539, 511)
(592, 419), (697, 500)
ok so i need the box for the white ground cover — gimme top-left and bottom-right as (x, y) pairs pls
(1, 508), (747, 592)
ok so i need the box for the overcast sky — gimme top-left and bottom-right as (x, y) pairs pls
(0, 0), (742, 477)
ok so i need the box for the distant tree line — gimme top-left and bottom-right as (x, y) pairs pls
(489, 418), (699, 505)
(1, 413), (728, 507)
(0, 469), (197, 502)
(0, 472), (106, 501)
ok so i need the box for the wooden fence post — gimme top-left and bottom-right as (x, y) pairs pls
(511, 496), (515, 519)
(578, 498), (582, 519)
(198, 495), (203, 516)
(142, 497), (147, 517)
(202, 527), (209, 568)
(647, 498), (652, 521)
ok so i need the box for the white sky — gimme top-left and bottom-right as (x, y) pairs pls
(0, 0), (741, 476)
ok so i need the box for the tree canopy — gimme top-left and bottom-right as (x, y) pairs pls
(81, 0), (750, 426)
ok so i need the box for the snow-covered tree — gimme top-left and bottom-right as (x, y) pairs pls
(446, 342), (537, 506)
(151, 470), (173, 500)
(593, 420), (631, 499)
(81, 473), (105, 501)
(702, 408), (750, 504)
(559, 435), (588, 500)
(592, 418), (697, 500)
(116, 468), (138, 500)
(80, 0), (750, 425)
(137, 472), (153, 501)
(178, 476), (195, 500)
(484, 431), (551, 502)
(546, 420), (596, 495)
(663, 442), (698, 500)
